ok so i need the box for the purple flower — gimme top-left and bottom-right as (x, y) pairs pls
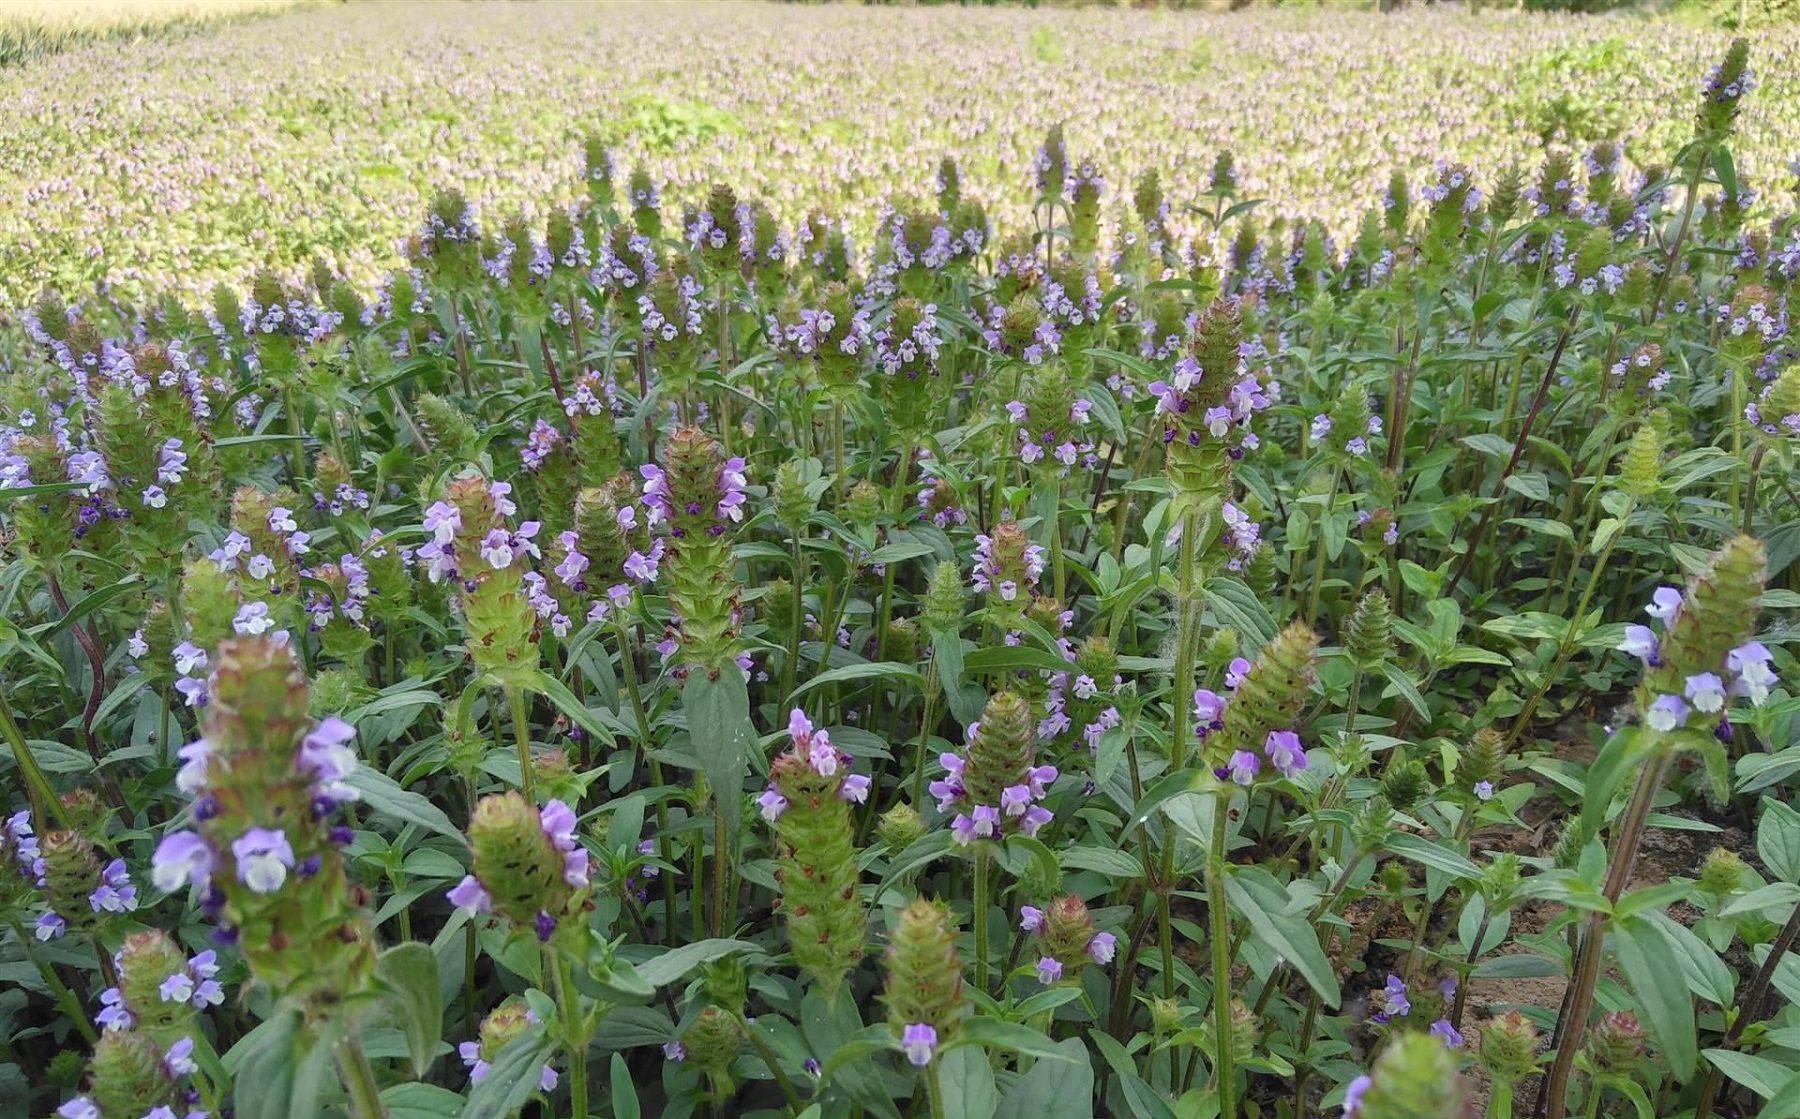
(1645, 586), (1683, 623)
(1647, 693), (1689, 732)
(1027, 764), (1058, 797)
(901, 1022), (937, 1067)
(1263, 730), (1307, 777)
(151, 830), (213, 893)
(1429, 1018), (1463, 1048)
(639, 463), (673, 525)
(758, 787), (789, 822)
(1310, 414), (1332, 440)
(1685, 672), (1727, 714)
(1618, 624), (1659, 662)
(1373, 974), (1410, 1022)
(298, 717), (358, 783)
(36, 911), (66, 940)
(1729, 641), (1777, 704)
(1225, 658), (1252, 689)
(89, 858), (137, 913)
(718, 456), (748, 522)
(1036, 956), (1063, 985)
(96, 986), (132, 1030)
(56, 1099), (98, 1119)
(838, 774), (871, 803)
(164, 1035), (198, 1077)
(1087, 931), (1116, 965)
(1020, 805), (1053, 835)
(1000, 784), (1033, 818)
(1020, 905), (1044, 932)
(663, 1040), (685, 1062)
(1227, 750), (1260, 785)
(231, 827), (295, 894)
(1473, 780), (1494, 801)
(1193, 687), (1224, 727)
(1342, 1073), (1371, 1116)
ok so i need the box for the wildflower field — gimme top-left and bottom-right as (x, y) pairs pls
(3, 4), (1800, 1119)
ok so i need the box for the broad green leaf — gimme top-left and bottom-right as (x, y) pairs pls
(376, 942), (445, 1079)
(684, 670), (753, 838)
(344, 768), (461, 839)
(382, 1083), (468, 1119)
(1706, 1050), (1796, 1100)
(1384, 832), (1480, 880)
(956, 1017), (1085, 1063)
(1224, 866), (1340, 1006)
(789, 660), (924, 701)
(937, 1043), (999, 1119)
(1761, 800), (1800, 884)
(609, 1053), (641, 1119)
(633, 938), (753, 989)
(529, 668), (615, 745)
(461, 1028), (557, 1119)
(1614, 915), (1698, 1080)
(995, 1036), (1094, 1119)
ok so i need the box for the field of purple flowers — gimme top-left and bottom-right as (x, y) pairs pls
(0, 2), (1796, 304)
(4, 7), (1800, 1119)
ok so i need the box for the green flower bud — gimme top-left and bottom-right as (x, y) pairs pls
(654, 428), (745, 673)
(882, 896), (964, 1049)
(1584, 1010), (1646, 1075)
(877, 803), (926, 852)
(1074, 636), (1119, 691)
(1645, 535), (1764, 699)
(888, 618), (921, 666)
(628, 169), (661, 239)
(1242, 542), (1277, 597)
(700, 954), (749, 1012)
(1149, 996), (1185, 1035)
(846, 481), (883, 531)
(1384, 170), (1411, 236)
(1215, 623), (1319, 759)
(1460, 727), (1507, 791)
(963, 692), (1035, 809)
(1550, 818), (1585, 870)
(1697, 847), (1748, 899)
(1379, 760), (1428, 814)
(1353, 1029), (1466, 1119)
(467, 792), (573, 928)
(1036, 894), (1096, 972)
(936, 157), (961, 212)
(1620, 259), (1656, 305)
(47, 1049), (85, 1088)
(1756, 365), (1800, 441)
(1618, 423), (1664, 497)
(1346, 590), (1394, 671)
(86, 1030), (179, 1119)
(1209, 150), (1237, 197)
(1203, 628), (1241, 674)
(1479, 1009), (1541, 1085)
(1353, 792), (1395, 854)
(1695, 38), (1751, 145)
(40, 830), (103, 936)
(771, 460), (816, 533)
(762, 578), (796, 645)
(418, 393), (479, 464)
(923, 561), (966, 636)
(768, 738), (866, 1000)
(116, 931), (196, 1039)
(682, 1005), (744, 1074)
(1481, 852), (1524, 907)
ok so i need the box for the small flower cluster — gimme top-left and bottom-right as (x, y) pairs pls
(757, 710), (870, 821)
(971, 522), (1046, 611)
(1005, 396), (1096, 475)
(930, 693), (1057, 844)
(447, 796), (590, 942)
(460, 1001), (558, 1093)
(1019, 895), (1117, 986)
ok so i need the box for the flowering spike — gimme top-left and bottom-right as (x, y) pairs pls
(882, 896), (963, 1055)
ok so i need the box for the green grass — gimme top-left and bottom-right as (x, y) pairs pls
(0, 0), (330, 67)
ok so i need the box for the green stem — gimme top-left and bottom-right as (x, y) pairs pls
(1485, 1081), (1515, 1119)
(1207, 789), (1235, 1119)
(1304, 467), (1341, 626)
(9, 918), (97, 1045)
(740, 1012), (803, 1115)
(973, 845), (991, 995)
(509, 686), (535, 803)
(335, 1035), (387, 1119)
(556, 955), (590, 1119)
(0, 683), (69, 832)
(615, 618), (675, 944)
(712, 809), (728, 938)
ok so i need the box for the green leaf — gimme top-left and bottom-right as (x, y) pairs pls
(233, 1008), (333, 1119)
(956, 1017), (1083, 1063)
(633, 938), (753, 989)
(684, 670), (754, 839)
(376, 942), (445, 1079)
(1581, 728), (1643, 845)
(817, 1022), (899, 1083)
(1384, 832), (1480, 881)
(1224, 866), (1341, 1006)
(1472, 953), (1561, 979)
(1000, 834), (1061, 893)
(994, 1037), (1094, 1119)
(461, 1028), (557, 1119)
(1204, 578), (1277, 646)
(344, 768), (461, 839)
(1705, 1050), (1796, 1100)
(1613, 914), (1698, 1081)
(32, 575), (139, 638)
(1756, 1072), (1800, 1119)
(528, 668), (615, 745)
(963, 645), (1073, 676)
(1059, 846), (1145, 879)
(867, 542), (936, 565)
(880, 831), (955, 890)
(1503, 517), (1574, 543)
(937, 1043), (999, 1119)
(609, 1053), (641, 1119)
(789, 660), (924, 701)
(1378, 663), (1431, 721)
(1761, 800), (1800, 884)
(382, 1083), (469, 1119)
